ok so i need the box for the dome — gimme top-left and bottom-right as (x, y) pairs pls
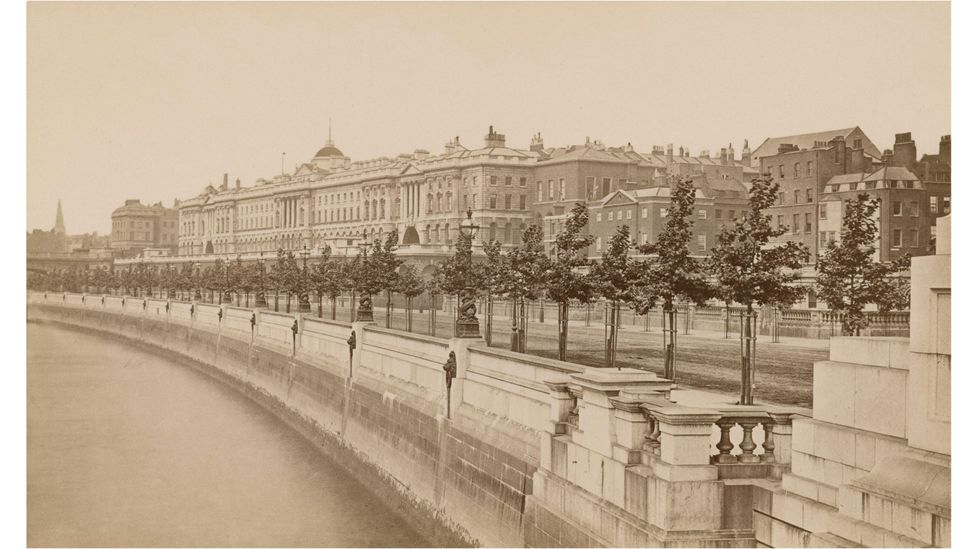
(314, 144), (344, 158)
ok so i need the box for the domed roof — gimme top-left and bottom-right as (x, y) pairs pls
(314, 144), (344, 158)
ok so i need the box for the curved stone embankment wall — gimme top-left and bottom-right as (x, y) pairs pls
(28, 294), (571, 547)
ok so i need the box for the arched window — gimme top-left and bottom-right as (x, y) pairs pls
(380, 199), (385, 219)
(424, 225), (431, 243)
(433, 224), (441, 242)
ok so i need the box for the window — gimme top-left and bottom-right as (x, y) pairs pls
(698, 209), (707, 219)
(911, 229), (919, 247)
(819, 231), (827, 246)
(930, 196), (938, 213)
(585, 176), (596, 198)
(729, 210), (736, 220)
(778, 165), (784, 179)
(626, 210), (632, 220)
(893, 229), (903, 247)
(804, 213), (812, 234)
(806, 189), (813, 203)
(537, 182), (543, 202)
(559, 179), (566, 200)
(641, 208), (648, 218)
(596, 212), (602, 222)
(893, 201), (903, 216)
(616, 211), (623, 221)
(697, 235), (706, 252)
(778, 192), (785, 205)
(854, 138), (862, 150)
(660, 208), (668, 218)
(490, 176), (498, 186)
(777, 214), (784, 228)
(602, 177), (611, 196)
(463, 195), (469, 209)
(504, 195), (512, 209)
(910, 202), (919, 217)
(519, 177), (526, 187)
(716, 209), (723, 220)
(793, 163), (800, 178)
(906, 180), (914, 189)
(548, 180), (554, 199)
(519, 195), (526, 210)
(596, 237), (602, 251)
(794, 190), (800, 204)
(505, 176), (512, 186)
(641, 233), (648, 245)
(489, 195), (497, 209)
(793, 214), (800, 234)
(865, 181), (876, 190)
(944, 196), (951, 213)
(819, 204), (827, 219)
(807, 161), (813, 176)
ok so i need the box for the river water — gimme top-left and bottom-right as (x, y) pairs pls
(27, 322), (431, 547)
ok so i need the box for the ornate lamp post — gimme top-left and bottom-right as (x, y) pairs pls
(193, 262), (202, 301)
(356, 230), (374, 321)
(299, 245), (312, 313)
(255, 252), (268, 308)
(221, 256), (233, 304)
(455, 208), (481, 338)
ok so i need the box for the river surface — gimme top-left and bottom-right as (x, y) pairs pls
(27, 322), (431, 547)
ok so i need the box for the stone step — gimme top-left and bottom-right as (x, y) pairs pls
(782, 473), (838, 509)
(806, 531), (860, 548)
(828, 336), (910, 369)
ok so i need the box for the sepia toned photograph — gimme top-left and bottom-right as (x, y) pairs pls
(22, 1), (956, 548)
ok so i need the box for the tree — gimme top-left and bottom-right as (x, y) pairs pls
(632, 177), (714, 379)
(308, 246), (333, 317)
(396, 264), (426, 332)
(816, 193), (911, 335)
(269, 249), (299, 311)
(480, 239), (505, 346)
(434, 230), (484, 336)
(497, 225), (550, 352)
(589, 225), (636, 369)
(707, 175), (809, 404)
(546, 202), (596, 361)
(373, 231), (402, 328)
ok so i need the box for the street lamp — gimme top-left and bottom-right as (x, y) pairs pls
(455, 207), (481, 338)
(255, 252), (268, 308)
(193, 262), (202, 301)
(355, 229), (374, 321)
(299, 245), (311, 313)
(221, 255), (233, 304)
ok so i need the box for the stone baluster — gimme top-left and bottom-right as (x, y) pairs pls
(737, 421), (760, 463)
(713, 418), (737, 464)
(761, 418), (776, 462)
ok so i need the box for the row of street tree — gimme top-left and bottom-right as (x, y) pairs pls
(28, 175), (910, 405)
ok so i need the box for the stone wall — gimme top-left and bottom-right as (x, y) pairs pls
(27, 292), (596, 547)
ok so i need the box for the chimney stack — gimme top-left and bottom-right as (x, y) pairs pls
(741, 139), (752, 167)
(892, 132), (916, 169)
(720, 147), (729, 165)
(777, 143), (799, 154)
(529, 132), (544, 152)
(939, 135), (951, 162)
(413, 149), (430, 161)
(484, 125), (506, 148)
(220, 173), (229, 191)
(235, 178), (241, 190)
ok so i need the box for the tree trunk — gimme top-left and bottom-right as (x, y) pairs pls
(511, 297), (520, 351)
(318, 293), (323, 318)
(386, 290), (392, 328)
(331, 296), (337, 320)
(429, 293), (436, 337)
(558, 301), (568, 361)
(407, 297), (413, 332)
(606, 301), (620, 370)
(740, 305), (756, 405)
(663, 304), (677, 380)
(485, 294), (493, 347)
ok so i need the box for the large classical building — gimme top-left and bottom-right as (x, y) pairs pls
(176, 127), (758, 267)
(111, 199), (179, 256)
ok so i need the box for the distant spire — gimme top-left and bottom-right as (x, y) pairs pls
(53, 199), (65, 235)
(327, 118), (333, 145)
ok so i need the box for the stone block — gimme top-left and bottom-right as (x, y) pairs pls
(540, 432), (552, 472)
(933, 515), (950, 547)
(829, 337), (910, 369)
(791, 450), (825, 484)
(891, 500), (932, 544)
(604, 459), (626, 509)
(791, 418), (814, 455)
(813, 361), (856, 426)
(853, 366), (907, 438)
(772, 490), (804, 527)
(813, 421), (856, 468)
(782, 473), (818, 501)
(623, 467), (648, 520)
(753, 511), (773, 546)
(662, 480), (722, 531)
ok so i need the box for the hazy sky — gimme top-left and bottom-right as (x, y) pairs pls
(27, 1), (950, 234)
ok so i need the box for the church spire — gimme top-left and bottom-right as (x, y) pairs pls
(53, 199), (65, 235)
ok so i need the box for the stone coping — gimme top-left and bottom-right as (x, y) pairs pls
(301, 315), (352, 328)
(569, 370), (672, 393)
(363, 324), (448, 347)
(467, 345), (586, 375)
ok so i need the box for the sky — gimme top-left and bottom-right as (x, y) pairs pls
(26, 1), (950, 235)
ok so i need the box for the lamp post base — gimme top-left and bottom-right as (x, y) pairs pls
(356, 308), (374, 322)
(455, 319), (481, 338)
